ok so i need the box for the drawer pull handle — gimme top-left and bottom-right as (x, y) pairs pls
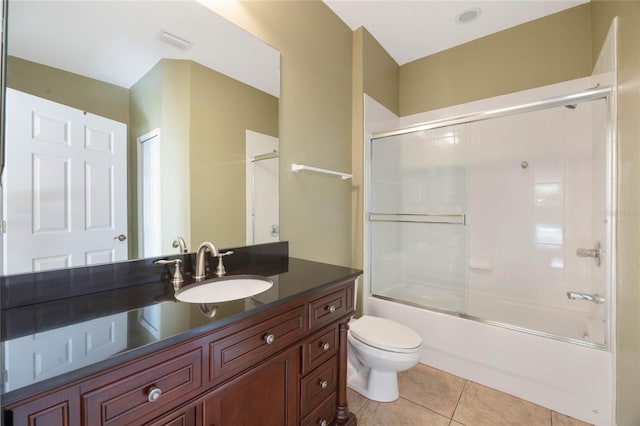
(147, 386), (162, 402)
(319, 380), (329, 389)
(264, 334), (275, 345)
(319, 420), (328, 426)
(321, 342), (330, 351)
(328, 305), (336, 313)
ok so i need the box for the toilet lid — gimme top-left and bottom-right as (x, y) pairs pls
(350, 315), (422, 353)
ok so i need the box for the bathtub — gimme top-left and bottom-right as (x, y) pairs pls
(377, 282), (605, 345)
(365, 295), (613, 425)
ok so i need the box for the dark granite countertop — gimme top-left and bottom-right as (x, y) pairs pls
(0, 242), (361, 404)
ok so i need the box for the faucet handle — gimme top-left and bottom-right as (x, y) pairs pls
(154, 258), (184, 286)
(215, 251), (234, 277)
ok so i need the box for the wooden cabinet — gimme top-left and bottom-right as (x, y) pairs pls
(203, 347), (299, 425)
(3, 279), (357, 426)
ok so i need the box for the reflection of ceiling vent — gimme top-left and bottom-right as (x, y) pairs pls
(157, 30), (193, 50)
(455, 8), (481, 24)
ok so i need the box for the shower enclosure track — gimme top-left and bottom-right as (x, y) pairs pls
(368, 213), (466, 225)
(371, 86), (612, 139)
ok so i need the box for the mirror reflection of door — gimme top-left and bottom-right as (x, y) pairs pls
(3, 89), (128, 275)
(246, 130), (279, 245)
(137, 129), (162, 257)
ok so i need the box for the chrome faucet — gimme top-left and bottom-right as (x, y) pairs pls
(194, 241), (219, 281)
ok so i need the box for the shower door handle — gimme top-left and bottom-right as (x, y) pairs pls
(576, 241), (601, 267)
(567, 291), (605, 304)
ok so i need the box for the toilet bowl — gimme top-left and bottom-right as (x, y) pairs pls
(347, 315), (422, 402)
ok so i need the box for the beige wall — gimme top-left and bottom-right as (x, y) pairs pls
(351, 28), (365, 276)
(591, 3), (640, 425)
(159, 61), (192, 257)
(352, 27), (400, 313)
(7, 56), (129, 124)
(399, 4), (593, 115)
(129, 60), (191, 258)
(129, 61), (164, 258)
(362, 28), (399, 116)
(206, 1), (354, 267)
(188, 61), (278, 248)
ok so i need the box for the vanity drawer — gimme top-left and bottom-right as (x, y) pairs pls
(7, 385), (80, 426)
(300, 358), (338, 417)
(81, 346), (203, 426)
(300, 392), (336, 426)
(308, 287), (350, 331)
(301, 325), (338, 374)
(208, 305), (306, 384)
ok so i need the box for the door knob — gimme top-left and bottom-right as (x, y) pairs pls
(114, 234), (127, 241)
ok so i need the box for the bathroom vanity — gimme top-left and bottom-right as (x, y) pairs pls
(1, 242), (361, 425)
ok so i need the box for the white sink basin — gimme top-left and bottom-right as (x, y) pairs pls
(174, 275), (273, 303)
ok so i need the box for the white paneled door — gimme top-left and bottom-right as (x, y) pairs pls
(3, 89), (127, 275)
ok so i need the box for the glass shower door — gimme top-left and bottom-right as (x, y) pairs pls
(369, 127), (467, 312)
(368, 96), (611, 347)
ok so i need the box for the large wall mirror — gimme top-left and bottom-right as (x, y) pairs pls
(1, 0), (280, 276)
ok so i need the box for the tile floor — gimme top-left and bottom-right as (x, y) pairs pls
(347, 363), (593, 426)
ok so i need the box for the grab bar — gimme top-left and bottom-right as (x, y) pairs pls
(566, 291), (605, 304)
(369, 213), (466, 225)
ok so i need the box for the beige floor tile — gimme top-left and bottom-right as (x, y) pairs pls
(347, 387), (368, 416)
(551, 411), (593, 426)
(398, 363), (466, 417)
(357, 397), (450, 426)
(453, 381), (551, 426)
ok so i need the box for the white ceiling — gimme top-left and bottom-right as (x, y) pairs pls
(324, 0), (589, 65)
(8, 1), (280, 96)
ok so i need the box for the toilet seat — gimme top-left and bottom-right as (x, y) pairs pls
(350, 315), (422, 354)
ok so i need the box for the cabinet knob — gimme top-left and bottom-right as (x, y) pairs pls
(319, 380), (328, 389)
(319, 420), (328, 426)
(321, 342), (330, 351)
(327, 305), (336, 313)
(264, 334), (275, 345)
(147, 386), (162, 402)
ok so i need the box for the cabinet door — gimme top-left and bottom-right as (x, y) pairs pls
(145, 404), (201, 426)
(203, 348), (299, 426)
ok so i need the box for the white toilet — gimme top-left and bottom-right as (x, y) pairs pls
(347, 314), (423, 402)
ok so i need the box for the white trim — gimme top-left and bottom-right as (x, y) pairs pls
(136, 128), (161, 258)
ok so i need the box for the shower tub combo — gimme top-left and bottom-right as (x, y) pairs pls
(364, 72), (616, 425)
